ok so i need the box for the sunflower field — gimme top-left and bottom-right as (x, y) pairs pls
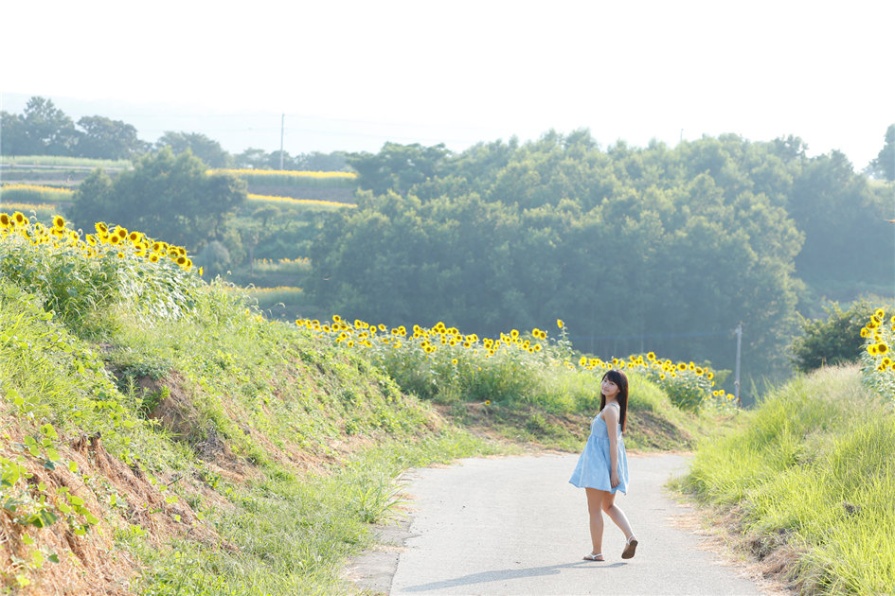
(0, 211), (199, 330)
(859, 307), (895, 399)
(296, 315), (735, 412)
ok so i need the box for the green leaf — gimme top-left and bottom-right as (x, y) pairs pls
(23, 436), (40, 457)
(39, 424), (58, 440)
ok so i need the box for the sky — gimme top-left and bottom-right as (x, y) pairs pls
(2, 0), (893, 168)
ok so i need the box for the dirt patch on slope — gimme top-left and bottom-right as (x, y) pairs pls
(0, 426), (216, 595)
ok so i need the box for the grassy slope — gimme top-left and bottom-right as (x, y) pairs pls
(0, 203), (730, 594)
(676, 366), (895, 594)
(0, 271), (710, 594)
(0, 277), (493, 594)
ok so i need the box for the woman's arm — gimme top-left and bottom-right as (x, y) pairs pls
(604, 405), (620, 487)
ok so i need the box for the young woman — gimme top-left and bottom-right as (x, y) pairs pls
(569, 369), (638, 561)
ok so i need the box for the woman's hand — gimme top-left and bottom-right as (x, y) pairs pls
(610, 470), (620, 488)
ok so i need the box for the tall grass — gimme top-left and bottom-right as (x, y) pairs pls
(128, 432), (495, 595)
(1, 210), (498, 593)
(678, 366), (895, 594)
(1, 208), (722, 593)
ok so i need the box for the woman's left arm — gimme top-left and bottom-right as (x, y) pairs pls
(604, 406), (620, 488)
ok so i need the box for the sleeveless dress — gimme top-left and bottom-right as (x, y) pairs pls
(569, 403), (629, 494)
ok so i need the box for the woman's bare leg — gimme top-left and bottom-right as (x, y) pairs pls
(585, 488), (606, 556)
(601, 491), (635, 541)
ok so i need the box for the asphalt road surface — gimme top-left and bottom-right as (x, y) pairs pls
(349, 453), (770, 595)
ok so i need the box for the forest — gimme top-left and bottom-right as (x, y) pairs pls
(311, 132), (895, 389)
(3, 97), (895, 401)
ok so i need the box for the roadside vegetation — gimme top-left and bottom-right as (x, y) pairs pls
(675, 307), (895, 594)
(3, 213), (894, 595)
(7, 99), (895, 403)
(0, 210), (722, 594)
(0, 211), (490, 594)
(4, 98), (895, 594)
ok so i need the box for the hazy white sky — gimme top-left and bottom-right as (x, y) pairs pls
(2, 0), (893, 167)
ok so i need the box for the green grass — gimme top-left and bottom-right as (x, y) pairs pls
(676, 366), (895, 594)
(0, 214), (508, 593)
(0, 213), (749, 593)
(126, 432), (496, 595)
(297, 317), (733, 452)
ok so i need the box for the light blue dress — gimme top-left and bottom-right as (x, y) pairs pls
(569, 403), (629, 494)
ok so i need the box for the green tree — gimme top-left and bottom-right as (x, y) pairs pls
(868, 124), (895, 181)
(76, 115), (147, 159)
(0, 110), (28, 155)
(155, 131), (233, 168)
(235, 147), (270, 169)
(306, 130), (877, 391)
(789, 151), (888, 289)
(791, 301), (877, 372)
(348, 143), (451, 195)
(299, 151), (349, 171)
(70, 148), (246, 249)
(67, 169), (116, 231)
(195, 240), (232, 278)
(2, 97), (79, 155)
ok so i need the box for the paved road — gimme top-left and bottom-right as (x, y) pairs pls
(352, 453), (769, 595)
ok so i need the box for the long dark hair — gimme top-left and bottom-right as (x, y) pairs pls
(600, 369), (629, 433)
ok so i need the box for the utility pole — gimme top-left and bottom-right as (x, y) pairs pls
(279, 113), (285, 171)
(734, 322), (743, 407)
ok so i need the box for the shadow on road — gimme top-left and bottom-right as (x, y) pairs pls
(401, 560), (628, 592)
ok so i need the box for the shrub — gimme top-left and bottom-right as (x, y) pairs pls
(791, 301), (878, 373)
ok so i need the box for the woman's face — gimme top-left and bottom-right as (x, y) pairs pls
(602, 377), (620, 399)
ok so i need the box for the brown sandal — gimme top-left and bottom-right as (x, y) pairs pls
(621, 537), (638, 559)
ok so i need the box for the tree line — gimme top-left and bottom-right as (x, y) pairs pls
(0, 96), (349, 170)
(6, 96), (895, 397)
(306, 132), (895, 393)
